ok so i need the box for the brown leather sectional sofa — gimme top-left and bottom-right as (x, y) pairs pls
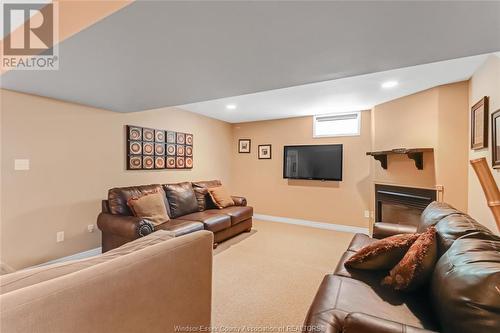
(97, 180), (253, 252)
(304, 201), (500, 333)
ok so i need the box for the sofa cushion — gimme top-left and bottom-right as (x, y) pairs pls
(108, 184), (170, 216)
(207, 186), (235, 209)
(157, 219), (204, 236)
(163, 182), (198, 218)
(177, 212), (231, 233)
(345, 233), (420, 270)
(431, 237), (500, 333)
(382, 227), (437, 291)
(127, 189), (170, 226)
(192, 180), (222, 189)
(304, 275), (438, 331)
(373, 222), (418, 239)
(0, 231), (174, 295)
(418, 201), (462, 232)
(192, 180), (222, 209)
(194, 187), (209, 211)
(208, 206), (253, 225)
(434, 214), (497, 255)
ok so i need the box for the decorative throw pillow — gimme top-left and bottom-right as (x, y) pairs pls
(127, 190), (170, 226)
(207, 186), (235, 209)
(345, 233), (421, 270)
(382, 226), (437, 291)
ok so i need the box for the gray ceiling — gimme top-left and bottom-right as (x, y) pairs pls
(1, 1), (500, 113)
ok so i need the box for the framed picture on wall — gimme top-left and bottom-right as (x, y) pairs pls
(239, 139), (251, 153)
(471, 96), (489, 150)
(492, 109), (500, 168)
(258, 144), (272, 159)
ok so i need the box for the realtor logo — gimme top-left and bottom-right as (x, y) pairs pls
(2, 2), (59, 70)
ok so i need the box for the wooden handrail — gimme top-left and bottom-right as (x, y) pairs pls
(470, 157), (500, 232)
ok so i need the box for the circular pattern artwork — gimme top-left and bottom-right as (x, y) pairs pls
(143, 128), (154, 141)
(155, 143), (165, 155)
(143, 142), (154, 155)
(155, 156), (165, 169)
(185, 157), (193, 169)
(155, 130), (165, 142)
(176, 157), (185, 168)
(166, 131), (176, 143)
(177, 145), (185, 156)
(129, 156), (142, 169)
(166, 157), (176, 168)
(130, 141), (142, 154)
(176, 133), (185, 144)
(129, 127), (142, 141)
(143, 156), (154, 169)
(167, 144), (176, 155)
(127, 126), (193, 170)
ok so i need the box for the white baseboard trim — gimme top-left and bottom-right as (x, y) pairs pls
(254, 214), (369, 235)
(28, 247), (102, 269)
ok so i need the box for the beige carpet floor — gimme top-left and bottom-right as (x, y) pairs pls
(212, 220), (355, 331)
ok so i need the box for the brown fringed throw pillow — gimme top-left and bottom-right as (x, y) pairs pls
(345, 233), (421, 270)
(382, 226), (437, 291)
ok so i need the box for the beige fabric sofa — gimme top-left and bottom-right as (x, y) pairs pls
(0, 230), (213, 333)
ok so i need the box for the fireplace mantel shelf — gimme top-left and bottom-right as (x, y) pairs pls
(366, 148), (434, 170)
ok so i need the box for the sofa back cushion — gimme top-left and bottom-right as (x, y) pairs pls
(418, 201), (462, 232)
(0, 231), (174, 295)
(163, 182), (198, 218)
(431, 237), (500, 333)
(108, 184), (170, 216)
(434, 214), (497, 256)
(192, 180), (222, 209)
(192, 180), (222, 189)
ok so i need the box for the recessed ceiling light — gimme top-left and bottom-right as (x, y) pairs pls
(381, 80), (398, 89)
(226, 104), (237, 110)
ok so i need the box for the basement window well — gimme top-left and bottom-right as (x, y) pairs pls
(313, 112), (361, 137)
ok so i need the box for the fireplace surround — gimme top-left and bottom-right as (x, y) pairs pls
(375, 184), (436, 227)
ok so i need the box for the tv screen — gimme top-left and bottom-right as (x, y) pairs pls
(283, 144), (343, 181)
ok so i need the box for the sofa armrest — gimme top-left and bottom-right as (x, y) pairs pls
(231, 196), (247, 206)
(373, 222), (417, 239)
(343, 313), (437, 333)
(97, 213), (154, 239)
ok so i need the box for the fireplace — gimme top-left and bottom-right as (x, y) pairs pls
(375, 184), (436, 227)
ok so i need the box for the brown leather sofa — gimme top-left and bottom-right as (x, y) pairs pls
(97, 180), (253, 252)
(304, 201), (500, 333)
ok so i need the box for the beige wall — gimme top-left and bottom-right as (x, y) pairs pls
(371, 88), (439, 190)
(370, 82), (469, 213)
(231, 112), (372, 228)
(1, 89), (233, 269)
(435, 81), (470, 212)
(0, 77), (478, 268)
(468, 55), (500, 233)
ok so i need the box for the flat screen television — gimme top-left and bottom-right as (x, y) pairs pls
(283, 144), (343, 181)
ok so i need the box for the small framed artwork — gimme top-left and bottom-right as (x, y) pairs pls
(471, 96), (489, 150)
(258, 144), (272, 159)
(492, 109), (500, 168)
(239, 139), (251, 153)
